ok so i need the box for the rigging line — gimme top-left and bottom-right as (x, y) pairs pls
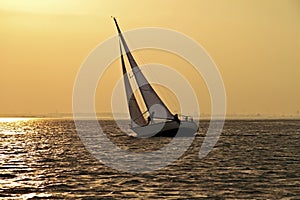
(120, 39), (148, 126)
(125, 53), (149, 115)
(126, 57), (148, 114)
(129, 70), (148, 114)
(119, 38), (148, 116)
(131, 110), (149, 122)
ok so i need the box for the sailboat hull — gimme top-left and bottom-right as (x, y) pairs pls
(131, 120), (198, 138)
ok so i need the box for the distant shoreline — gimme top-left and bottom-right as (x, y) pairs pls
(1, 114), (300, 120)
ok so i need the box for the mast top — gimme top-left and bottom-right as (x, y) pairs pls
(112, 16), (122, 35)
(111, 16), (117, 22)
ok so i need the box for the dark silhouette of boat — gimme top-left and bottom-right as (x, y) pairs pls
(113, 17), (198, 137)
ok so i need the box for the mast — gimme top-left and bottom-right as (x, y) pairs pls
(113, 17), (174, 120)
(113, 17), (139, 69)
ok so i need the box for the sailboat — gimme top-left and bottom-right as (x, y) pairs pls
(113, 17), (198, 137)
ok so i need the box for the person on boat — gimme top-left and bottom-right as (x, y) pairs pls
(147, 116), (151, 125)
(174, 114), (180, 123)
(148, 111), (155, 124)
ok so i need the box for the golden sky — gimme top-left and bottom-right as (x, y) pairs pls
(0, 0), (299, 116)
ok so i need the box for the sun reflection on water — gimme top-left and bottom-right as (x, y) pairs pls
(0, 117), (38, 135)
(0, 118), (34, 123)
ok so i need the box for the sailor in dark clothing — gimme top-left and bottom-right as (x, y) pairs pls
(174, 114), (180, 123)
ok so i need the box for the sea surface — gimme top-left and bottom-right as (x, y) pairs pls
(0, 118), (299, 199)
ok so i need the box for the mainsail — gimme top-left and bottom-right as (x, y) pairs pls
(120, 42), (148, 126)
(114, 17), (174, 121)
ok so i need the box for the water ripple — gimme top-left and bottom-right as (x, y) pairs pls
(0, 119), (299, 199)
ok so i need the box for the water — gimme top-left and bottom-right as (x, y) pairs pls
(0, 118), (299, 199)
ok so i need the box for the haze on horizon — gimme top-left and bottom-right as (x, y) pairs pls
(1, 0), (299, 117)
